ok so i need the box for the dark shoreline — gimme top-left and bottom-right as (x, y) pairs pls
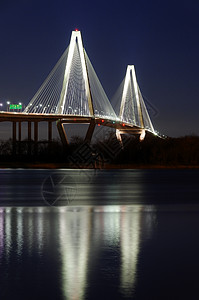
(1, 135), (199, 169)
(0, 162), (199, 169)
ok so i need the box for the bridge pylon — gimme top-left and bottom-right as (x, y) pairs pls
(24, 29), (116, 119)
(118, 65), (154, 140)
(24, 29), (118, 145)
(57, 30), (94, 116)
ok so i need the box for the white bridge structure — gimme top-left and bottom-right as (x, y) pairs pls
(0, 29), (156, 150)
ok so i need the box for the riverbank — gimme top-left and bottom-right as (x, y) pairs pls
(0, 135), (199, 168)
(0, 162), (199, 169)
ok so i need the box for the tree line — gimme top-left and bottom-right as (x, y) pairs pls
(0, 133), (199, 167)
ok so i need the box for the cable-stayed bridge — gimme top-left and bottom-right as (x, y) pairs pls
(0, 29), (156, 149)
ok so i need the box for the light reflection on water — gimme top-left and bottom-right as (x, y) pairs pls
(59, 208), (90, 300)
(0, 205), (156, 299)
(0, 169), (199, 206)
(1, 169), (199, 299)
(120, 208), (141, 297)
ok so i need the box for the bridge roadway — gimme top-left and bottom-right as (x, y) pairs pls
(0, 111), (144, 153)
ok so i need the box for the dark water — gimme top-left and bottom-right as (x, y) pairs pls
(0, 169), (199, 299)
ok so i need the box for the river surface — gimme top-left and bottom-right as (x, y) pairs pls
(0, 169), (199, 299)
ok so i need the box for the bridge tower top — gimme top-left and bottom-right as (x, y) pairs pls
(57, 30), (94, 116)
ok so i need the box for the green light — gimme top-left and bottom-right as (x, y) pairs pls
(10, 104), (22, 110)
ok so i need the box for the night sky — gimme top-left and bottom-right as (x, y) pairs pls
(0, 0), (199, 137)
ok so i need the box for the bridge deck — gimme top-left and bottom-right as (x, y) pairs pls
(0, 111), (143, 133)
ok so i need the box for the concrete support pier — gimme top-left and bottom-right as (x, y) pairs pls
(34, 121), (38, 155)
(12, 121), (16, 155)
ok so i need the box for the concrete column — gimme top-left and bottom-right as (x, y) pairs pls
(56, 120), (69, 146)
(28, 121), (31, 141)
(48, 121), (52, 155)
(28, 121), (31, 155)
(85, 119), (95, 143)
(48, 121), (52, 142)
(12, 121), (16, 155)
(18, 121), (21, 154)
(18, 122), (21, 141)
(34, 121), (38, 142)
(34, 121), (38, 155)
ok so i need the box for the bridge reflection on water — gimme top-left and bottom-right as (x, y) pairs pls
(0, 205), (156, 299)
(1, 169), (199, 299)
